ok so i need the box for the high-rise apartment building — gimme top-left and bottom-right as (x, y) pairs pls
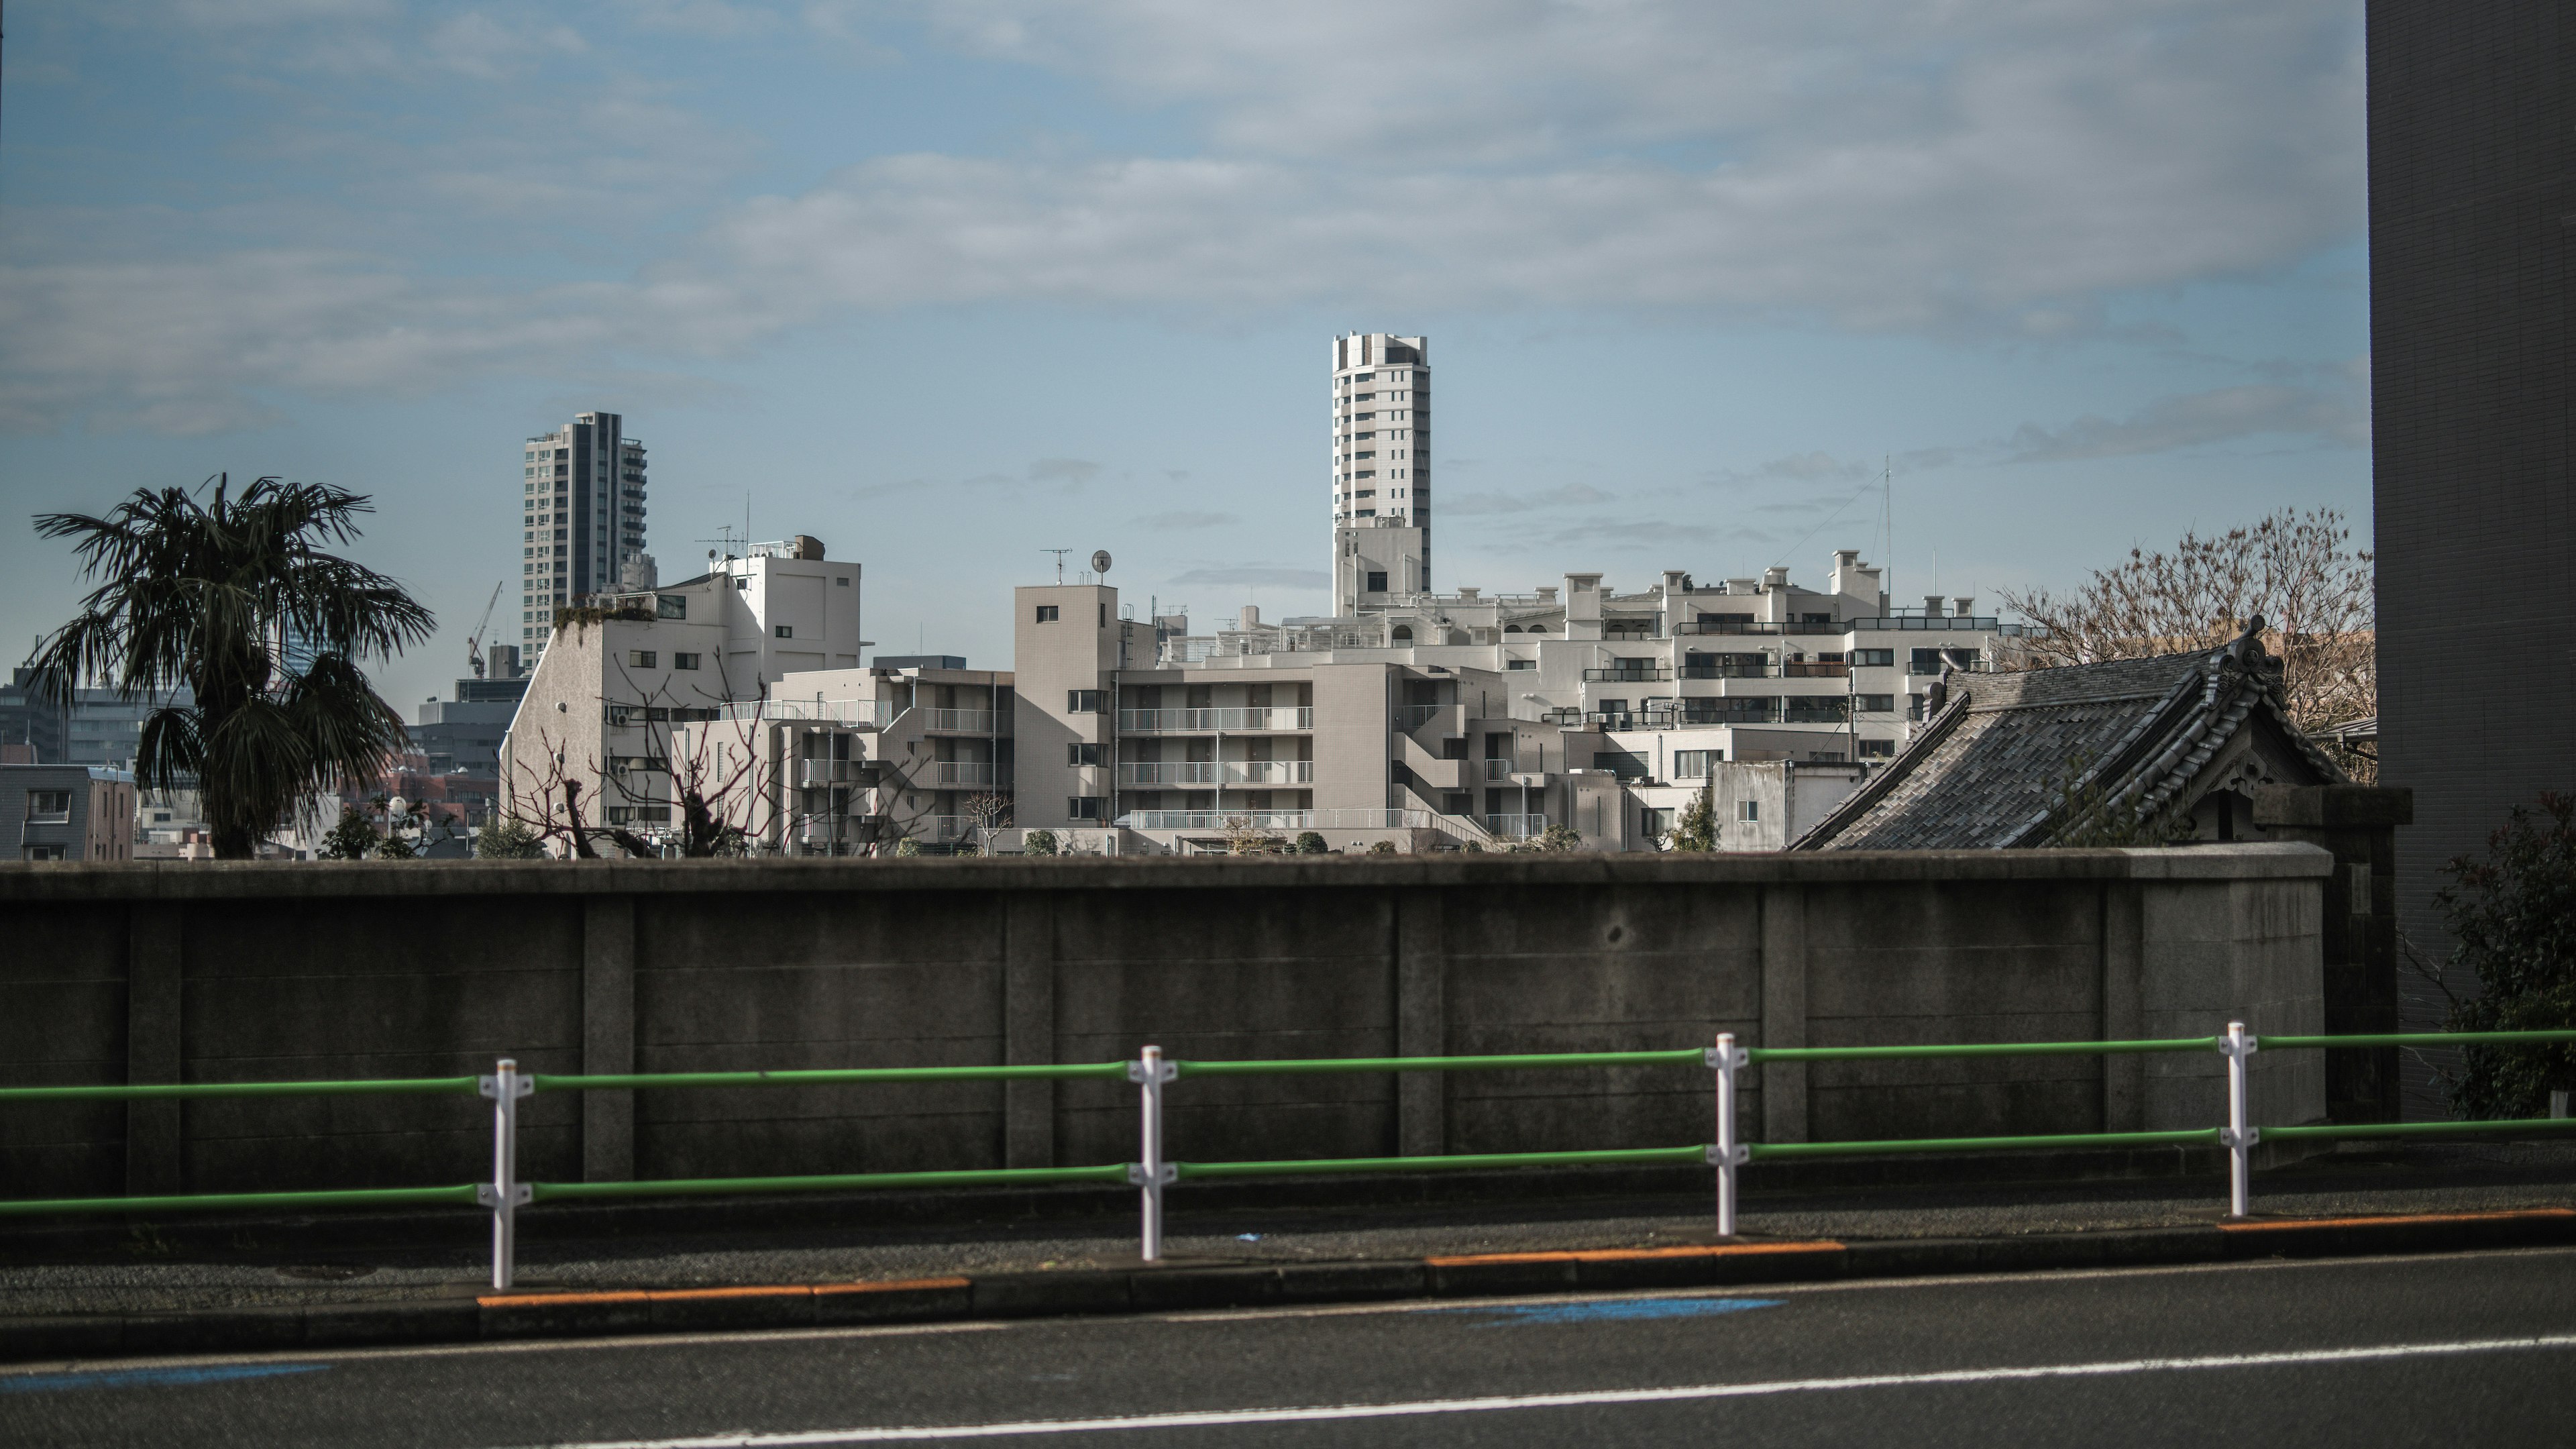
(1330, 334), (1432, 612)
(519, 411), (649, 663)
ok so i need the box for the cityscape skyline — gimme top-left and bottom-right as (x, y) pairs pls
(0, 3), (2370, 716)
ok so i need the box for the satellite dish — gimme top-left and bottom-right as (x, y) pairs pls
(1091, 550), (1113, 576)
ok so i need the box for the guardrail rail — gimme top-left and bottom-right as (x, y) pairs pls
(5, 1028), (2573, 1285)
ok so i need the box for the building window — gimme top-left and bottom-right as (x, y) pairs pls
(674, 652), (700, 671)
(657, 594), (687, 619)
(1856, 694), (1895, 713)
(1738, 800), (1761, 823)
(774, 625), (794, 639)
(1366, 571), (1389, 592)
(1644, 807), (1675, 837)
(1859, 738), (1896, 758)
(1390, 625), (1413, 643)
(1067, 690), (1104, 714)
(836, 576), (850, 586)
(25, 790), (70, 824)
(1068, 743), (1102, 766)
(627, 650), (657, 668)
(1068, 796), (1105, 820)
(1036, 605), (1060, 623)
(23, 844), (66, 861)
(1852, 648), (1893, 667)
(735, 578), (750, 591)
(1507, 657), (1536, 670)
(1673, 749), (1719, 779)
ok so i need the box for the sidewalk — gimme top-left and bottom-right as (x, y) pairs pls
(4, 1142), (2571, 1360)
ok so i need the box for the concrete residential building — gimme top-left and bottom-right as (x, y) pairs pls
(2, 765), (137, 862)
(1331, 333), (1432, 612)
(498, 537), (863, 845)
(519, 411), (650, 665)
(676, 661), (1012, 855)
(1004, 550), (2014, 853)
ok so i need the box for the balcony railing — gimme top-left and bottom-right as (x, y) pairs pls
(1118, 760), (1315, 787)
(1484, 813), (1548, 838)
(1672, 619), (1849, 637)
(1782, 661), (1849, 679)
(1118, 707), (1316, 733)
(1393, 704), (1446, 732)
(912, 760), (998, 788)
(1678, 661), (1772, 679)
(796, 757), (864, 787)
(1115, 808), (1432, 832)
(921, 708), (1000, 733)
(718, 699), (892, 729)
(1482, 757), (1528, 780)
(1582, 666), (1672, 682)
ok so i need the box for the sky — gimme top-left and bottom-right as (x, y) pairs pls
(0, 1), (2371, 712)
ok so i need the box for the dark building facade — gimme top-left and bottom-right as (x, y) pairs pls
(2367, 4), (2576, 1063)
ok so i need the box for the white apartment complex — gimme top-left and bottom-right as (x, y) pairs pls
(520, 411), (650, 665)
(498, 539), (864, 843)
(996, 552), (2017, 851)
(1331, 334), (1433, 614)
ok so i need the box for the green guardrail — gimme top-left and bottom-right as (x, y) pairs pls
(6, 1028), (2574, 1281)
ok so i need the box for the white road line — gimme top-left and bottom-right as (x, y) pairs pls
(517, 1333), (2576, 1447)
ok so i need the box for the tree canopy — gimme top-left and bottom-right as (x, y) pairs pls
(30, 476), (435, 858)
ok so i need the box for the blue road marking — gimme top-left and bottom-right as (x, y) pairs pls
(0, 1362), (330, 1394)
(1428, 1297), (1784, 1326)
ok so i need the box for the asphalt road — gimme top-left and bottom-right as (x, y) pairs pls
(7, 1248), (2573, 1448)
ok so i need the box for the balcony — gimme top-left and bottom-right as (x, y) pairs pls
(1484, 813), (1548, 839)
(1582, 666), (1671, 683)
(1673, 619), (1849, 637)
(1116, 808), (1432, 832)
(1783, 661), (1849, 679)
(1118, 760), (1314, 787)
(1120, 707), (1316, 733)
(1481, 757), (1529, 780)
(1678, 662), (1772, 679)
(922, 708), (1000, 733)
(796, 757), (867, 786)
(719, 699), (892, 729)
(918, 760), (998, 788)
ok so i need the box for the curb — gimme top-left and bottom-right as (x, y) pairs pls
(4, 1208), (2569, 1364)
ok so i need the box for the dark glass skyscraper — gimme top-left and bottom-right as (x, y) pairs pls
(2367, 4), (2575, 1056)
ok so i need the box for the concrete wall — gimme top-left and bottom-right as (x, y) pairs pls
(0, 845), (2332, 1201)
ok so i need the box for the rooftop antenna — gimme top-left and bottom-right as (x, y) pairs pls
(1042, 548), (1073, 583)
(698, 526), (747, 561)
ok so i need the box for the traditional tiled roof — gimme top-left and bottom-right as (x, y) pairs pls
(1791, 623), (2346, 851)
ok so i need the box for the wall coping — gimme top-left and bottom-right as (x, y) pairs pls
(0, 843), (2333, 902)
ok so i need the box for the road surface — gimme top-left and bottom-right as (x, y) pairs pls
(7, 1246), (2571, 1447)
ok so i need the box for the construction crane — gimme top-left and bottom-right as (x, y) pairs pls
(464, 582), (503, 679)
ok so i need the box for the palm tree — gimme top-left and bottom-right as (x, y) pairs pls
(29, 475), (436, 859)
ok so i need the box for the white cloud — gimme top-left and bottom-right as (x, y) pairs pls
(3, 0), (2367, 433)
(2004, 380), (2368, 462)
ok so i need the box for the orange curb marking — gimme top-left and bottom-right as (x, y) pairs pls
(2218, 1207), (2576, 1234)
(814, 1277), (972, 1296)
(482, 1276), (971, 1309)
(1426, 1240), (1843, 1268)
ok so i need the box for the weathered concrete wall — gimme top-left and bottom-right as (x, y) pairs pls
(0, 845), (2333, 1199)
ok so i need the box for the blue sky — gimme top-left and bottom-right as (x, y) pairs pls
(1, 1), (2370, 710)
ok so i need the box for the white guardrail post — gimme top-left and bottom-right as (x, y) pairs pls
(2219, 1022), (2259, 1219)
(1705, 1032), (1750, 1237)
(477, 1058), (535, 1290)
(1128, 1045), (1179, 1262)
